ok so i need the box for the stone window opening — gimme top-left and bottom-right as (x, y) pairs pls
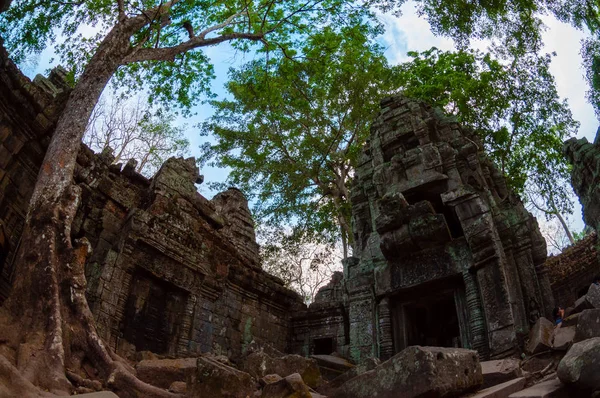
(313, 337), (335, 355)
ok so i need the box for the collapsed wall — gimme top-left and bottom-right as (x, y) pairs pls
(293, 96), (554, 361)
(0, 46), (305, 360)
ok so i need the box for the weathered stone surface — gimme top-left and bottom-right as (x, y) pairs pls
(260, 374), (283, 387)
(242, 352), (323, 389)
(508, 378), (569, 398)
(480, 359), (523, 389)
(587, 283), (600, 308)
(557, 337), (600, 393)
(188, 356), (255, 398)
(168, 381), (187, 394)
(561, 313), (580, 328)
(467, 377), (526, 398)
(330, 346), (482, 398)
(261, 373), (312, 398)
(565, 132), (600, 232)
(310, 354), (354, 373)
(526, 318), (554, 355)
(574, 309), (600, 343)
(551, 326), (576, 351)
(572, 294), (594, 314)
(71, 393), (120, 398)
(135, 357), (196, 389)
(544, 233), (600, 309)
(317, 357), (380, 396)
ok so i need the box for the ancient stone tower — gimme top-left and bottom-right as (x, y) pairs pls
(293, 96), (554, 361)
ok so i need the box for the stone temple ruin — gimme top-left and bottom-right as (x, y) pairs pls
(293, 97), (554, 362)
(0, 47), (558, 367)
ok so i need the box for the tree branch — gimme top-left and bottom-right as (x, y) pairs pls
(122, 31), (264, 63)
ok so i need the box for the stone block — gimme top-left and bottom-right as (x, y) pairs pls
(558, 337), (600, 393)
(526, 318), (554, 355)
(574, 309), (600, 343)
(330, 346), (482, 398)
(561, 313), (580, 328)
(71, 393), (119, 398)
(572, 295), (594, 315)
(508, 378), (569, 398)
(242, 352), (323, 389)
(136, 358), (196, 389)
(552, 326), (576, 351)
(480, 358), (523, 389)
(188, 356), (255, 398)
(467, 377), (527, 398)
(261, 373), (312, 398)
(587, 283), (600, 308)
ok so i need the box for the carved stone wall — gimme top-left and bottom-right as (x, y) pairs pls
(0, 48), (306, 360)
(545, 233), (599, 307)
(565, 131), (600, 232)
(294, 96), (554, 362)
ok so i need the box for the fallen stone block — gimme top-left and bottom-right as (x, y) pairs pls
(135, 357), (196, 389)
(260, 374), (283, 387)
(587, 283), (600, 308)
(526, 318), (554, 355)
(72, 393), (119, 398)
(508, 378), (569, 398)
(572, 295), (594, 315)
(481, 358), (522, 389)
(311, 354), (354, 381)
(561, 313), (580, 328)
(262, 373), (312, 398)
(466, 377), (526, 398)
(317, 356), (380, 396)
(557, 337), (600, 393)
(552, 326), (576, 351)
(168, 381), (186, 394)
(574, 309), (600, 342)
(329, 346), (482, 398)
(188, 356), (255, 398)
(242, 352), (323, 388)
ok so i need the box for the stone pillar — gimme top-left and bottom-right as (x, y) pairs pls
(377, 297), (393, 360)
(443, 188), (517, 358)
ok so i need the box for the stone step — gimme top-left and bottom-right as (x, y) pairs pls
(508, 378), (569, 398)
(466, 377), (526, 398)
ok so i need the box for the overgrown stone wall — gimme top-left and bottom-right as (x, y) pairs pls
(545, 233), (599, 307)
(0, 47), (306, 360)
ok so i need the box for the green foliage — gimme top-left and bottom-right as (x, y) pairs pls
(200, 24), (398, 252)
(397, 47), (579, 216)
(0, 0), (368, 115)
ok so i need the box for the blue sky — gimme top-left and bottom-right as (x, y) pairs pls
(22, 1), (598, 247)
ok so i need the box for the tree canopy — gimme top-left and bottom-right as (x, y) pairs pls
(200, 23), (399, 256)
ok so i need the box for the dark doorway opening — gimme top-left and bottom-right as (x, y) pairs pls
(313, 337), (334, 355)
(122, 269), (188, 355)
(392, 288), (462, 352)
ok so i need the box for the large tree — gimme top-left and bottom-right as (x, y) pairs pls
(200, 23), (398, 257)
(0, 0), (363, 396)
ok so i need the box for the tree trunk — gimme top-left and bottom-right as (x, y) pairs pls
(0, 21), (180, 397)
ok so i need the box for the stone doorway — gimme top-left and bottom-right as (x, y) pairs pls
(121, 269), (188, 355)
(313, 337), (335, 355)
(391, 285), (468, 353)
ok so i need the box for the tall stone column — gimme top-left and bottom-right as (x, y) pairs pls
(377, 297), (393, 360)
